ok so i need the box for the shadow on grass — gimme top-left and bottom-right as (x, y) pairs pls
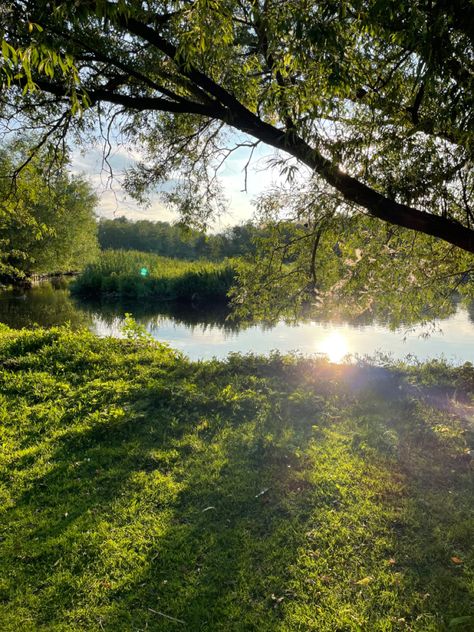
(4, 357), (325, 629)
(1, 350), (473, 631)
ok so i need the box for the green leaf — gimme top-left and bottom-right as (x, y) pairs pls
(449, 617), (474, 628)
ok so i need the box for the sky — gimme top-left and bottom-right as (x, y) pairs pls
(70, 138), (280, 230)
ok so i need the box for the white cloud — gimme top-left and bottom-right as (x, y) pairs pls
(69, 137), (287, 227)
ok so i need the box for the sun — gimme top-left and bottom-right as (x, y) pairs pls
(318, 332), (349, 363)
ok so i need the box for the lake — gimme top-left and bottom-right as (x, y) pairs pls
(0, 279), (473, 363)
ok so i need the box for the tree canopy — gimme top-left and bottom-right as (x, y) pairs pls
(0, 1), (472, 247)
(0, 138), (98, 282)
(0, 0), (473, 318)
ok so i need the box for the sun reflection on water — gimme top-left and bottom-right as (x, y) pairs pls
(318, 332), (350, 363)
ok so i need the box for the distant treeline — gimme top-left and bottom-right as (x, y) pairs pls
(98, 217), (266, 260)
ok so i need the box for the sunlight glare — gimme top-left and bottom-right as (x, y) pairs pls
(318, 332), (349, 363)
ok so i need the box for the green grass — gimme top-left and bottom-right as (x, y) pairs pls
(0, 325), (473, 631)
(71, 250), (236, 302)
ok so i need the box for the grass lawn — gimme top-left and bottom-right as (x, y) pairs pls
(0, 325), (473, 631)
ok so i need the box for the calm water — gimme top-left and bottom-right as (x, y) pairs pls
(0, 280), (473, 363)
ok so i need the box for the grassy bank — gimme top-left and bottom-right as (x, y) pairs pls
(0, 326), (473, 630)
(71, 250), (235, 302)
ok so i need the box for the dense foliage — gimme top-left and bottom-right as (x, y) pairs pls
(72, 250), (236, 303)
(232, 213), (474, 326)
(0, 325), (473, 629)
(98, 217), (264, 260)
(0, 139), (99, 283)
(0, 0), (472, 256)
(95, 215), (474, 326)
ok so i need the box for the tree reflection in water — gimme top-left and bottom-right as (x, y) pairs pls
(0, 280), (473, 350)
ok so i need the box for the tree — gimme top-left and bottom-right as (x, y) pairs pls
(231, 210), (474, 325)
(0, 1), (472, 311)
(97, 217), (265, 259)
(0, 138), (99, 282)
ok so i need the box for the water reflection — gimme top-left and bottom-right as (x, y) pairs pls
(0, 279), (92, 330)
(0, 280), (473, 363)
(78, 296), (237, 332)
(317, 332), (350, 363)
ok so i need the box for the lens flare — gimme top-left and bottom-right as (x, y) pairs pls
(318, 332), (349, 363)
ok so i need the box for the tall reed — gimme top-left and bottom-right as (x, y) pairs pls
(72, 250), (236, 302)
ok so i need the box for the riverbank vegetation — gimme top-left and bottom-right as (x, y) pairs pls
(0, 138), (98, 284)
(95, 215), (474, 329)
(72, 250), (236, 303)
(0, 325), (472, 630)
(3, 0), (473, 334)
(1, 4), (473, 629)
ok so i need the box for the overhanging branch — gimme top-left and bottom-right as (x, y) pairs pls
(29, 78), (225, 118)
(4, 3), (473, 254)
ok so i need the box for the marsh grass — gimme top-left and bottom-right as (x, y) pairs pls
(0, 327), (473, 630)
(71, 250), (236, 302)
